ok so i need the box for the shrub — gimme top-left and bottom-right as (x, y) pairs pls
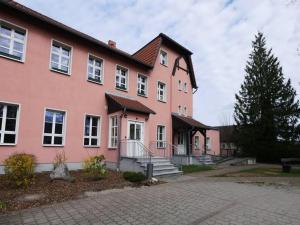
(182, 165), (213, 174)
(53, 151), (67, 169)
(83, 155), (107, 180)
(4, 153), (36, 188)
(123, 171), (146, 183)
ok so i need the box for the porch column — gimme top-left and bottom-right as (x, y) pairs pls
(187, 129), (191, 156)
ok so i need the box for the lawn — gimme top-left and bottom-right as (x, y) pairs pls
(182, 165), (214, 174)
(238, 167), (300, 177)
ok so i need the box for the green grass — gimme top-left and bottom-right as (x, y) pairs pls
(182, 165), (214, 174)
(238, 167), (300, 177)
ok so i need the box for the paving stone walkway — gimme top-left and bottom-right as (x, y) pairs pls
(1, 171), (300, 224)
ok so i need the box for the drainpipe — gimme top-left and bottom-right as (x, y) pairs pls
(187, 126), (194, 164)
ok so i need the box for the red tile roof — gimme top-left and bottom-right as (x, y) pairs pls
(105, 93), (156, 115)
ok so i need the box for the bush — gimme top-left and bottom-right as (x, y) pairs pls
(182, 165), (213, 174)
(53, 151), (67, 169)
(4, 153), (36, 188)
(123, 171), (146, 183)
(83, 155), (107, 180)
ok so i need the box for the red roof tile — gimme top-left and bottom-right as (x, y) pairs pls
(172, 113), (212, 130)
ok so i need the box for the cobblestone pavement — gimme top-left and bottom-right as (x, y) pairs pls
(1, 174), (300, 225)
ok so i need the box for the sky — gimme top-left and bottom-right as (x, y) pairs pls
(16, 0), (300, 126)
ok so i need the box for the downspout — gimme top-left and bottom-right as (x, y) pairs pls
(117, 109), (125, 171)
(187, 126), (194, 164)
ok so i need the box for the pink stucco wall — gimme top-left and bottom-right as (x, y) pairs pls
(0, 7), (194, 166)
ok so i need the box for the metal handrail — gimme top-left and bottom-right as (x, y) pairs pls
(119, 139), (153, 163)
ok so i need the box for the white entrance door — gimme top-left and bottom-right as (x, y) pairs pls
(177, 132), (186, 155)
(127, 121), (144, 157)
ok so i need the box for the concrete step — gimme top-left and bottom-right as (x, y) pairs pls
(140, 162), (174, 167)
(153, 170), (183, 177)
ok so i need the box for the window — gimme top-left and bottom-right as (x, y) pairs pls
(206, 137), (211, 150)
(87, 55), (103, 84)
(184, 107), (187, 116)
(194, 136), (200, 149)
(178, 80), (182, 91)
(0, 21), (26, 61)
(109, 115), (118, 148)
(157, 125), (166, 148)
(160, 50), (168, 66)
(50, 40), (71, 75)
(137, 74), (148, 96)
(115, 65), (128, 90)
(84, 115), (100, 147)
(0, 103), (19, 145)
(178, 105), (181, 114)
(157, 82), (166, 102)
(43, 109), (66, 146)
(183, 82), (187, 93)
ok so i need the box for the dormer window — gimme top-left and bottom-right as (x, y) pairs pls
(160, 50), (168, 66)
(0, 21), (27, 62)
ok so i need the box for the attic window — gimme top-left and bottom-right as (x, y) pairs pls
(160, 50), (168, 66)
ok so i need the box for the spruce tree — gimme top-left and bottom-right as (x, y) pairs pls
(234, 32), (300, 161)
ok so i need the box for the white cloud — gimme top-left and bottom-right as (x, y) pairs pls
(16, 0), (300, 126)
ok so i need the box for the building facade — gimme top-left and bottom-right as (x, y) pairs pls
(0, 1), (219, 174)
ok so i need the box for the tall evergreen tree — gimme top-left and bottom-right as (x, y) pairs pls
(234, 32), (300, 161)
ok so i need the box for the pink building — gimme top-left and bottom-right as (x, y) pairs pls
(0, 1), (220, 176)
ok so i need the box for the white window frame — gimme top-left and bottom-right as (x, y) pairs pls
(115, 65), (129, 91)
(184, 106), (187, 116)
(137, 73), (148, 97)
(0, 101), (20, 146)
(178, 105), (181, 114)
(183, 82), (188, 93)
(108, 115), (118, 148)
(49, 39), (72, 75)
(0, 19), (28, 63)
(87, 53), (104, 85)
(42, 108), (67, 147)
(157, 81), (167, 102)
(160, 49), (168, 66)
(178, 80), (182, 91)
(83, 114), (101, 148)
(206, 137), (211, 150)
(194, 136), (200, 149)
(156, 125), (166, 148)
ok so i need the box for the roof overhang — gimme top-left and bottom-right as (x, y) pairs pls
(105, 93), (156, 115)
(172, 113), (214, 131)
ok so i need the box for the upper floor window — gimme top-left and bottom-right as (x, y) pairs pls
(0, 21), (26, 62)
(50, 40), (72, 75)
(109, 115), (118, 148)
(160, 50), (168, 66)
(157, 81), (166, 102)
(0, 103), (19, 145)
(43, 109), (66, 146)
(84, 115), (100, 147)
(178, 105), (181, 114)
(183, 82), (187, 93)
(116, 65), (128, 90)
(87, 54), (103, 84)
(137, 74), (148, 97)
(184, 107), (187, 116)
(157, 125), (166, 148)
(178, 80), (182, 91)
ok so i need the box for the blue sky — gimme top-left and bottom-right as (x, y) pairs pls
(16, 0), (300, 126)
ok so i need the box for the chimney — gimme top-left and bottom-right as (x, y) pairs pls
(108, 40), (116, 48)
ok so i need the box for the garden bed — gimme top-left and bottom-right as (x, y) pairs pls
(0, 170), (144, 213)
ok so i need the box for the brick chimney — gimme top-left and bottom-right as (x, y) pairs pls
(108, 40), (116, 48)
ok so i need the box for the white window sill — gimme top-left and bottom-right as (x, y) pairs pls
(115, 87), (128, 92)
(137, 93), (148, 98)
(0, 143), (17, 146)
(0, 54), (24, 63)
(43, 144), (65, 147)
(87, 79), (103, 85)
(157, 99), (167, 103)
(84, 145), (100, 148)
(50, 68), (71, 76)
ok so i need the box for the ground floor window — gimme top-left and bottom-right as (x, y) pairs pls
(194, 136), (200, 149)
(84, 115), (100, 147)
(157, 125), (166, 148)
(0, 103), (19, 145)
(109, 115), (118, 148)
(206, 137), (211, 150)
(43, 109), (66, 146)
